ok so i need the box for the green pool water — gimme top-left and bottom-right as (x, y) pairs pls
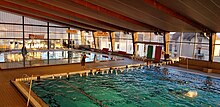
(30, 67), (220, 107)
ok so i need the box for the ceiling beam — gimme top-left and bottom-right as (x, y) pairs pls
(70, 0), (165, 32)
(24, 0), (133, 32)
(0, 6), (94, 31)
(144, 0), (215, 32)
(0, 0), (111, 32)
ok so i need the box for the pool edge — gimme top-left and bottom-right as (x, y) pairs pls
(11, 80), (49, 107)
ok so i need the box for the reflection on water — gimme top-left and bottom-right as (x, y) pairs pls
(0, 50), (119, 69)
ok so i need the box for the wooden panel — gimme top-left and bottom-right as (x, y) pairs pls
(87, 0), (199, 32)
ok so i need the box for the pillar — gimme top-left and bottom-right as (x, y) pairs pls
(164, 32), (170, 54)
(81, 31), (86, 45)
(209, 33), (216, 62)
(22, 16), (25, 67)
(132, 32), (138, 56)
(68, 27), (70, 49)
(179, 32), (183, 57)
(110, 32), (115, 52)
(92, 31), (96, 49)
(22, 16), (25, 48)
(47, 22), (49, 50)
(192, 33), (197, 58)
(93, 32), (99, 49)
(47, 22), (50, 64)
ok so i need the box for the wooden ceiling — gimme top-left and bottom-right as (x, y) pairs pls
(0, 0), (219, 32)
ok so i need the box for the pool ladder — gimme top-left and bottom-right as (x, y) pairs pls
(22, 74), (33, 107)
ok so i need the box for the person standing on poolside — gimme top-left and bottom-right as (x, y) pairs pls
(81, 53), (87, 69)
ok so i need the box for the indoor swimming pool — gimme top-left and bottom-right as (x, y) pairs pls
(0, 50), (120, 69)
(30, 67), (220, 107)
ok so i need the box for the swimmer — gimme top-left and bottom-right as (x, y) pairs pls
(184, 90), (198, 98)
(154, 66), (161, 72)
(204, 76), (213, 86)
(168, 89), (198, 98)
(162, 68), (169, 75)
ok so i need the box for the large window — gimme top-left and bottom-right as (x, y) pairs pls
(95, 32), (111, 50)
(24, 17), (47, 25)
(136, 32), (164, 58)
(0, 10), (73, 51)
(84, 31), (95, 48)
(24, 26), (47, 50)
(0, 11), (22, 24)
(137, 32), (163, 43)
(214, 33), (220, 62)
(71, 29), (81, 48)
(113, 32), (133, 54)
(49, 27), (67, 49)
(0, 24), (23, 50)
(168, 32), (209, 61)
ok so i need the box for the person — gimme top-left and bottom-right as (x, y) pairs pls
(81, 53), (87, 69)
(204, 76), (213, 87)
(21, 46), (28, 57)
(161, 68), (169, 75)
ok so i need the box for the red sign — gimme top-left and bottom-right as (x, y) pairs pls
(97, 32), (109, 36)
(29, 34), (44, 39)
(66, 30), (77, 34)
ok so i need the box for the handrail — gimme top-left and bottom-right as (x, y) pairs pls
(27, 75), (33, 107)
(22, 74), (29, 78)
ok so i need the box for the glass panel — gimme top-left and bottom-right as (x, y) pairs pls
(71, 29), (81, 48)
(0, 11), (22, 24)
(113, 32), (133, 54)
(169, 32), (210, 61)
(24, 17), (47, 25)
(137, 32), (164, 43)
(24, 26), (47, 50)
(96, 36), (111, 50)
(49, 27), (68, 49)
(0, 24), (22, 38)
(169, 42), (181, 58)
(194, 44), (209, 60)
(214, 44), (220, 62)
(0, 24), (23, 50)
(136, 43), (146, 57)
(84, 31), (94, 48)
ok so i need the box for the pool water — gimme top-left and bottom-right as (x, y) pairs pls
(30, 67), (220, 107)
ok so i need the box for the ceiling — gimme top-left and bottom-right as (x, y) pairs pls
(0, 0), (219, 32)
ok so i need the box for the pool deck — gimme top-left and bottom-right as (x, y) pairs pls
(0, 57), (144, 107)
(165, 65), (220, 79)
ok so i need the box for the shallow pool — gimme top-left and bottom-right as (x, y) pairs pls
(30, 67), (220, 107)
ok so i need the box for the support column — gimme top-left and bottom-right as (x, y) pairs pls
(81, 30), (86, 45)
(132, 32), (138, 56)
(47, 22), (50, 64)
(110, 32), (115, 52)
(164, 32), (170, 54)
(47, 22), (49, 50)
(209, 33), (216, 62)
(192, 33), (197, 58)
(22, 16), (25, 67)
(22, 16), (25, 48)
(92, 32), (96, 49)
(179, 32), (183, 57)
(94, 32), (99, 49)
(68, 27), (70, 49)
